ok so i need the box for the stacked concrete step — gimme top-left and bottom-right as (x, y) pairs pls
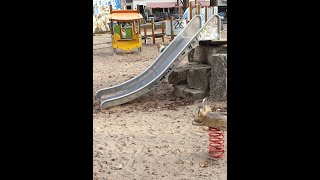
(168, 42), (227, 101)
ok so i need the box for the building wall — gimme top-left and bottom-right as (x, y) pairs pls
(93, 0), (124, 33)
(133, 0), (176, 7)
(132, 0), (211, 10)
(93, 0), (123, 15)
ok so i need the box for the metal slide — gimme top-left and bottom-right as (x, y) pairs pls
(96, 15), (220, 109)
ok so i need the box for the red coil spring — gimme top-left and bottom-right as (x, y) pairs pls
(208, 127), (225, 159)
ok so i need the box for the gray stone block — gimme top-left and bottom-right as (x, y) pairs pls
(173, 44), (227, 101)
(188, 46), (206, 63)
(209, 54), (227, 101)
(184, 88), (206, 100)
(211, 45), (227, 54)
(174, 84), (207, 100)
(188, 45), (227, 64)
(168, 66), (189, 86)
(208, 54), (227, 66)
(174, 84), (188, 99)
(187, 64), (212, 91)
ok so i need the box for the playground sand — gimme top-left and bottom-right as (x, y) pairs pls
(93, 31), (227, 180)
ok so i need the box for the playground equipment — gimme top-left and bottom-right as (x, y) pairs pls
(109, 5), (143, 53)
(141, 16), (188, 44)
(96, 14), (221, 109)
(141, 19), (166, 44)
(164, 0), (219, 41)
(181, 0), (222, 27)
(193, 98), (227, 159)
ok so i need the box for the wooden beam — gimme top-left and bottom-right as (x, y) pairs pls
(151, 19), (155, 44)
(189, 2), (192, 21)
(170, 16), (174, 40)
(110, 20), (114, 35)
(119, 23), (122, 39)
(109, 4), (113, 35)
(161, 22), (165, 42)
(132, 20), (135, 34)
(195, 0), (198, 14)
(143, 21), (147, 43)
(138, 19), (141, 34)
(205, 6), (208, 23)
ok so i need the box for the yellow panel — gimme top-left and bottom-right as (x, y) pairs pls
(112, 34), (142, 51)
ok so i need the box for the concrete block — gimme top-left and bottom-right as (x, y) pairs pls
(187, 64), (212, 91)
(208, 54), (227, 66)
(187, 46), (206, 63)
(209, 54), (227, 101)
(188, 45), (227, 64)
(168, 66), (189, 86)
(184, 88), (206, 100)
(174, 84), (188, 99)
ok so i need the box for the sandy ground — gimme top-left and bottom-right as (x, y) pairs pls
(93, 25), (227, 180)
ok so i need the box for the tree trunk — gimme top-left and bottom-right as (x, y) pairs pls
(210, 0), (218, 6)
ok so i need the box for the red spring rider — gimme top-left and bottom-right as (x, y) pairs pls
(192, 98), (227, 159)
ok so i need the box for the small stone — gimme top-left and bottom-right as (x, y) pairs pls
(114, 164), (122, 170)
(199, 161), (208, 168)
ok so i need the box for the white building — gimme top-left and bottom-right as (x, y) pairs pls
(132, 0), (211, 8)
(125, 0), (227, 21)
(128, 0), (210, 15)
